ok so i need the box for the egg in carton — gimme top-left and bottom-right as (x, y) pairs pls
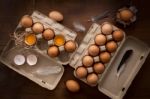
(70, 22), (125, 86)
(70, 22), (150, 99)
(15, 11), (78, 65)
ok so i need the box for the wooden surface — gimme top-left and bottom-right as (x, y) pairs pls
(0, 0), (150, 99)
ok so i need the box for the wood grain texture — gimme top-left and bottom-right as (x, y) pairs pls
(0, 0), (150, 99)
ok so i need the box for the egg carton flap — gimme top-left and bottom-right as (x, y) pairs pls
(98, 36), (150, 99)
(31, 11), (77, 41)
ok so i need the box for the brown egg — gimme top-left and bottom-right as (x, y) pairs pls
(119, 9), (134, 22)
(112, 30), (124, 41)
(87, 73), (99, 85)
(49, 11), (64, 22)
(88, 45), (100, 57)
(101, 23), (113, 35)
(64, 40), (76, 53)
(95, 34), (107, 46)
(66, 80), (80, 92)
(82, 55), (94, 67)
(32, 22), (44, 33)
(75, 66), (88, 78)
(20, 15), (33, 28)
(99, 52), (111, 63)
(93, 63), (105, 74)
(47, 46), (59, 57)
(43, 28), (55, 40)
(106, 41), (118, 53)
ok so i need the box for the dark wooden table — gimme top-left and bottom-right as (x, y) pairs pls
(0, 0), (150, 99)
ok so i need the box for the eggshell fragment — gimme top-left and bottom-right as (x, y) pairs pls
(54, 35), (65, 46)
(24, 33), (37, 46)
(14, 54), (25, 66)
(66, 80), (80, 92)
(27, 54), (38, 66)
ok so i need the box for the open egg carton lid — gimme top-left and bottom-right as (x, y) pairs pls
(0, 39), (64, 90)
(98, 36), (150, 99)
(14, 11), (77, 65)
(70, 23), (150, 99)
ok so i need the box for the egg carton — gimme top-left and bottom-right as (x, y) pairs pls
(70, 23), (125, 69)
(15, 11), (77, 65)
(69, 23), (150, 99)
(0, 40), (64, 90)
(0, 11), (78, 90)
(70, 23), (125, 85)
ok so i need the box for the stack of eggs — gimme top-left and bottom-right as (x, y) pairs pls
(20, 15), (77, 58)
(75, 22), (124, 86)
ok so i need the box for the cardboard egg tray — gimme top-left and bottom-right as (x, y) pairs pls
(0, 11), (77, 90)
(70, 23), (150, 99)
(0, 40), (64, 90)
(15, 11), (77, 64)
(70, 23), (125, 85)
